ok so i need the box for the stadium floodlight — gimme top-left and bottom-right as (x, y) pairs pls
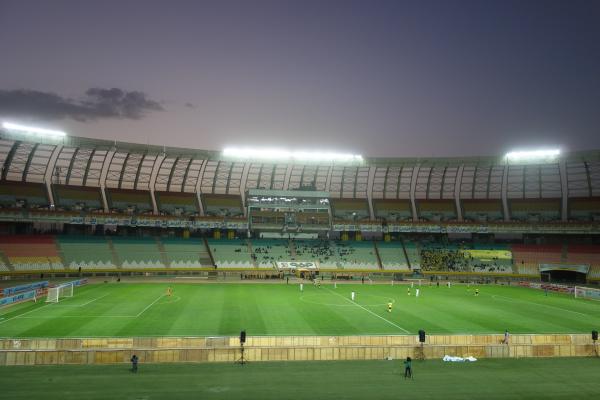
(504, 149), (560, 161)
(223, 147), (363, 162)
(2, 121), (67, 138)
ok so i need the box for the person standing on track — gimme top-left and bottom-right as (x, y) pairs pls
(130, 354), (139, 373)
(404, 357), (413, 379)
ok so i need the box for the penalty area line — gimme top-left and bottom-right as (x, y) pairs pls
(135, 294), (166, 317)
(325, 288), (410, 334)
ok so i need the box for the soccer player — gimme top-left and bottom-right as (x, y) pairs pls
(351, 291), (356, 301)
(475, 288), (479, 296)
(387, 301), (393, 313)
(415, 288), (420, 297)
(300, 283), (304, 292)
(407, 287), (411, 296)
(166, 287), (172, 297)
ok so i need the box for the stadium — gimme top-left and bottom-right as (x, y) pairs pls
(2, 2), (600, 398)
(1, 122), (599, 399)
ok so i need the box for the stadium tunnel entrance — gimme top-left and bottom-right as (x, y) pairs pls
(541, 270), (586, 284)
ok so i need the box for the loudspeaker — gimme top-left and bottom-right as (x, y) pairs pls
(240, 330), (246, 343)
(418, 329), (426, 343)
(593, 330), (598, 341)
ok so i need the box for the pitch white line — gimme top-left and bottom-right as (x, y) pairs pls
(51, 294), (111, 308)
(135, 294), (165, 317)
(325, 288), (410, 333)
(490, 294), (588, 317)
(0, 303), (54, 325)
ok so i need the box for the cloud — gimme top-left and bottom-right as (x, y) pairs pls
(185, 102), (197, 109)
(0, 88), (164, 122)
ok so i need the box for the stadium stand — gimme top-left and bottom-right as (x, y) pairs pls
(564, 244), (600, 278)
(58, 236), (115, 270)
(0, 235), (64, 271)
(403, 241), (421, 269)
(106, 189), (153, 214)
(461, 199), (504, 222)
(111, 237), (163, 268)
(416, 199), (456, 221)
(511, 244), (562, 275)
(509, 199), (561, 222)
(162, 237), (212, 268)
(376, 241), (410, 270)
(52, 184), (103, 211)
(202, 194), (244, 217)
(373, 199), (412, 221)
(155, 191), (199, 216)
(207, 238), (253, 268)
(294, 240), (379, 269)
(331, 199), (370, 220)
(568, 197), (600, 221)
(251, 239), (291, 267)
(0, 181), (49, 209)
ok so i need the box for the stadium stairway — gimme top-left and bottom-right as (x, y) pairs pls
(53, 239), (69, 271)
(203, 237), (216, 267)
(155, 237), (172, 268)
(372, 241), (384, 270)
(0, 250), (14, 272)
(106, 237), (122, 268)
(399, 237), (411, 269)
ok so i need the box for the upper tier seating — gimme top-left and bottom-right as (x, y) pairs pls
(416, 200), (456, 221)
(373, 199), (412, 221)
(52, 185), (103, 211)
(155, 192), (199, 216)
(106, 189), (153, 214)
(461, 199), (504, 222)
(509, 199), (561, 222)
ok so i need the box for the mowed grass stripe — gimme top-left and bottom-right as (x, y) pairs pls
(1, 283), (599, 338)
(2, 358), (600, 400)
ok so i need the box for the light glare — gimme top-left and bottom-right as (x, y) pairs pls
(223, 147), (363, 162)
(505, 149), (560, 160)
(2, 122), (67, 138)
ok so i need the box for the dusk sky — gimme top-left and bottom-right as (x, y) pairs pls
(0, 0), (599, 157)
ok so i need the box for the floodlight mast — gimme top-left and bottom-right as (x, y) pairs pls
(223, 147), (363, 162)
(504, 149), (560, 161)
(1, 121), (67, 138)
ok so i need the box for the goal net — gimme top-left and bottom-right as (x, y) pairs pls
(46, 283), (74, 303)
(574, 286), (600, 301)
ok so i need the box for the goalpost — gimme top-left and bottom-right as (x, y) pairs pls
(46, 283), (74, 303)
(574, 286), (600, 301)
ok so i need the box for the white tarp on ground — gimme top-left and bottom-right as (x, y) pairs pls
(443, 355), (477, 362)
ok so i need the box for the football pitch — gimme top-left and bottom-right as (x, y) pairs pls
(1, 282), (600, 338)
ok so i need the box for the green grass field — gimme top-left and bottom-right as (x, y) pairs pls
(2, 358), (600, 400)
(1, 282), (599, 338)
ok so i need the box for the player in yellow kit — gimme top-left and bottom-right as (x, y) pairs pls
(387, 301), (393, 313)
(166, 286), (172, 297)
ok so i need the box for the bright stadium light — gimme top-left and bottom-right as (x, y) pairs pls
(504, 149), (560, 161)
(223, 147), (363, 162)
(2, 121), (67, 138)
